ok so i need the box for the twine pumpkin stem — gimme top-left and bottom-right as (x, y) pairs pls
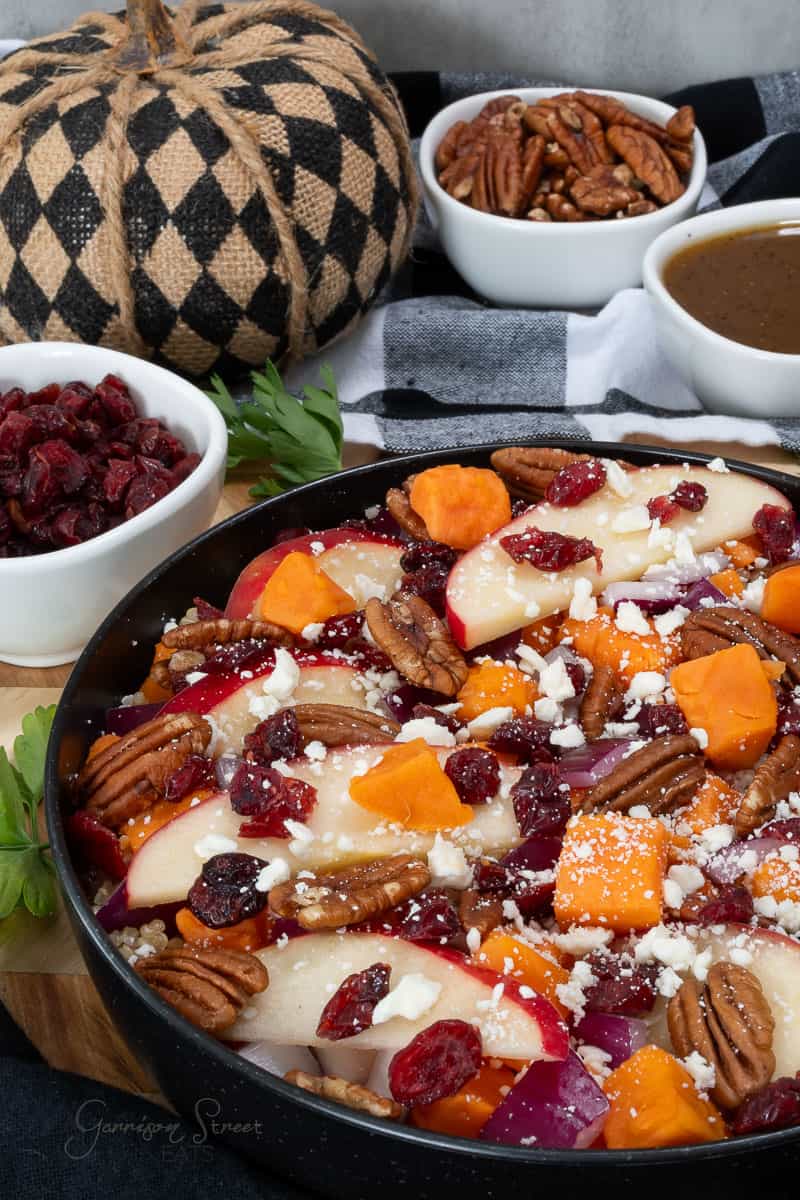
(112, 0), (192, 74)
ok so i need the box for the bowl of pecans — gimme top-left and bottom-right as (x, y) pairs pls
(419, 88), (707, 309)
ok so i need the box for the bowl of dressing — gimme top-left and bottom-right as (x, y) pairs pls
(642, 198), (800, 417)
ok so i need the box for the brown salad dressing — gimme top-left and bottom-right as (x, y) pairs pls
(663, 221), (800, 354)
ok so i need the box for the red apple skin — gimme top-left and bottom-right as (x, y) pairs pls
(445, 598), (469, 651)
(160, 650), (352, 716)
(419, 943), (569, 1061)
(226, 527), (403, 619)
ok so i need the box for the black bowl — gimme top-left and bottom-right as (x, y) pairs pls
(46, 441), (800, 1196)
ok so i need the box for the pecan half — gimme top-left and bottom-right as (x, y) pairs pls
(545, 107), (599, 175)
(269, 854), (431, 930)
(438, 152), (483, 202)
(665, 141), (693, 174)
(162, 618), (293, 651)
(293, 704), (400, 747)
(520, 134), (546, 208)
(579, 664), (625, 740)
(285, 1070), (403, 1119)
(735, 734), (800, 837)
(135, 944), (268, 1033)
(681, 606), (800, 685)
(458, 888), (504, 938)
(666, 104), (696, 144)
(79, 712), (212, 828)
(385, 476), (429, 541)
(490, 446), (591, 501)
(472, 133), (524, 217)
(545, 192), (584, 222)
(573, 91), (669, 144)
(570, 164), (641, 216)
(365, 594), (468, 697)
(668, 961), (775, 1110)
(435, 119), (470, 171)
(606, 125), (685, 205)
(581, 734), (705, 815)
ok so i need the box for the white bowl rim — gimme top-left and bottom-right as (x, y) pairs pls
(0, 342), (228, 573)
(643, 197), (800, 364)
(419, 85), (708, 234)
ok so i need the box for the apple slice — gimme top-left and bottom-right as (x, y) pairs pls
(125, 744), (522, 907)
(226, 527), (405, 619)
(646, 924), (800, 1079)
(161, 650), (367, 753)
(446, 464), (791, 649)
(224, 931), (569, 1062)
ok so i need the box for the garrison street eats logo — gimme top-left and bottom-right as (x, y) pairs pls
(64, 1098), (263, 1161)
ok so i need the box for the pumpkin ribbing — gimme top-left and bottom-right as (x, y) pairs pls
(0, 0), (418, 376)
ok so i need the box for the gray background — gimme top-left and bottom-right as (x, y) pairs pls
(3, 0), (800, 95)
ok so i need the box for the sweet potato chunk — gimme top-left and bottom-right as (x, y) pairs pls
(457, 660), (537, 722)
(257, 551), (355, 634)
(349, 739), (473, 830)
(554, 813), (668, 933)
(604, 1045), (726, 1148)
(410, 465), (511, 550)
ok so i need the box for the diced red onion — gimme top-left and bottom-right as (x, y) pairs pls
(479, 1050), (609, 1149)
(682, 578), (727, 610)
(95, 882), (182, 935)
(467, 629), (523, 663)
(558, 739), (632, 790)
(705, 837), (783, 886)
(238, 1041), (319, 1077)
(543, 645), (580, 668)
(573, 1012), (648, 1069)
(365, 1048), (395, 1099)
(644, 551), (728, 586)
(762, 818), (800, 841)
(215, 754), (243, 790)
(601, 579), (683, 613)
(383, 684), (444, 724)
(105, 702), (163, 736)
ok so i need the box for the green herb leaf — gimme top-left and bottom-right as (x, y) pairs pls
(206, 359), (344, 500)
(0, 704), (57, 922)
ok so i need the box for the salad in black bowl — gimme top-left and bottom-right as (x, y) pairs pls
(47, 441), (800, 1197)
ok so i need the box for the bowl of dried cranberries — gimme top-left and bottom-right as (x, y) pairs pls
(0, 342), (227, 666)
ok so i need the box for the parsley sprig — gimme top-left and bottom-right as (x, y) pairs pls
(0, 705), (58, 920)
(207, 361), (343, 499)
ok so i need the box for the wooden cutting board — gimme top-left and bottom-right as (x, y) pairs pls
(0, 438), (795, 1104)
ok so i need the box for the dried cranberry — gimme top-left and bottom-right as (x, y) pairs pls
(685, 884), (754, 926)
(389, 1019), (482, 1106)
(50, 506), (86, 547)
(584, 952), (659, 1015)
(545, 459), (606, 507)
(647, 494), (680, 524)
(316, 962), (391, 1040)
(26, 404), (78, 444)
(511, 498), (530, 518)
(230, 762), (317, 836)
(0, 456), (23, 496)
(410, 703), (463, 735)
(194, 595), (225, 621)
(473, 859), (513, 895)
(28, 383), (60, 405)
(56, 382), (93, 419)
(94, 374), (137, 426)
(753, 503), (796, 564)
(731, 1073), (800, 1135)
(271, 526), (311, 546)
(124, 471), (171, 518)
(103, 458), (138, 508)
(0, 505), (11, 546)
(65, 809), (128, 881)
(636, 702), (688, 738)
(488, 716), (554, 764)
(511, 763), (570, 837)
(171, 453), (201, 486)
(345, 639), (393, 673)
(164, 754), (216, 801)
(21, 449), (59, 514)
(395, 889), (461, 943)
(316, 611), (364, 650)
(672, 480), (708, 512)
(187, 851), (268, 928)
(564, 659), (586, 695)
(0, 387), (27, 419)
(444, 747), (500, 805)
(40, 439), (88, 495)
(777, 694), (800, 737)
(203, 638), (275, 674)
(400, 540), (458, 573)
(137, 424), (186, 465)
(466, 629), (523, 664)
(500, 527), (602, 573)
(399, 563), (450, 615)
(243, 710), (303, 765)
(365, 507), (405, 538)
(0, 410), (35, 459)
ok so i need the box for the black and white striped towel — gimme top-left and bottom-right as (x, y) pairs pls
(284, 70), (800, 455)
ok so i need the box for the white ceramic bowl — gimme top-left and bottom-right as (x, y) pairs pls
(643, 198), (800, 418)
(0, 343), (227, 667)
(419, 87), (707, 309)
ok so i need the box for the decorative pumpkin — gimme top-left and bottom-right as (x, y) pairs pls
(0, 0), (417, 376)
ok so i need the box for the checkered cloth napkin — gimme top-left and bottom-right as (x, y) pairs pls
(284, 69), (800, 456)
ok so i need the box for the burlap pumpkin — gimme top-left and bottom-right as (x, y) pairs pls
(0, 0), (417, 376)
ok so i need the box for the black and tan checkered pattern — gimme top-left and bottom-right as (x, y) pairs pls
(0, 4), (416, 377)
